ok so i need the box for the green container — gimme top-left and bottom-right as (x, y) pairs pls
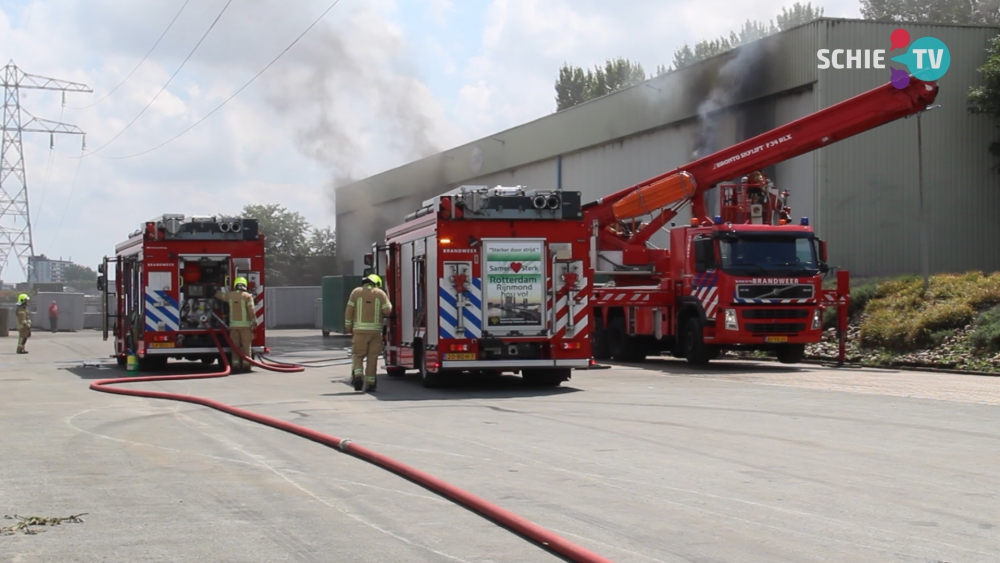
(322, 275), (363, 336)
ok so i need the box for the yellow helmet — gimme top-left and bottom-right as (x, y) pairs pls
(17, 293), (29, 305)
(234, 277), (248, 290)
(364, 274), (382, 288)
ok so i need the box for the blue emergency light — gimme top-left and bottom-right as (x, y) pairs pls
(713, 215), (723, 225)
(800, 217), (810, 226)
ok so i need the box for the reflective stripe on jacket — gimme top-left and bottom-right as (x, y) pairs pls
(345, 286), (392, 332)
(220, 290), (256, 328)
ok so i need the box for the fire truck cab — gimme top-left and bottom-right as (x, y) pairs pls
(369, 186), (592, 387)
(99, 214), (266, 369)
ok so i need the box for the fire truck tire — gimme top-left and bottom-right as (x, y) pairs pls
(682, 317), (711, 365)
(608, 317), (645, 362)
(420, 361), (445, 388)
(776, 344), (806, 364)
(522, 368), (568, 387)
(116, 355), (127, 367)
(386, 366), (407, 377)
(201, 357), (216, 365)
(592, 317), (610, 360)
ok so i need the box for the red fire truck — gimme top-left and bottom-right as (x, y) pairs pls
(586, 78), (939, 364)
(98, 214), (266, 368)
(368, 187), (591, 387)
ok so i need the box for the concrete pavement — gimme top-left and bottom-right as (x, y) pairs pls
(1, 330), (998, 562)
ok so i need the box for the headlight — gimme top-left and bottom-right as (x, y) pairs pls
(811, 308), (822, 330)
(724, 309), (738, 331)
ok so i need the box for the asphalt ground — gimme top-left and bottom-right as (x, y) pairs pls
(1, 330), (998, 563)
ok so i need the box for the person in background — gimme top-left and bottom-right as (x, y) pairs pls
(16, 294), (31, 354)
(49, 301), (59, 333)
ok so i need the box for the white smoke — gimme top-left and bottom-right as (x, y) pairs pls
(694, 40), (769, 159)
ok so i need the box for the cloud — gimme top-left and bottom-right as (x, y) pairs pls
(427, 0), (454, 26)
(0, 0), (461, 282)
(450, 0), (862, 139)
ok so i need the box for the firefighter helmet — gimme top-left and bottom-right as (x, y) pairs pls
(17, 293), (29, 305)
(234, 277), (248, 291)
(364, 274), (382, 288)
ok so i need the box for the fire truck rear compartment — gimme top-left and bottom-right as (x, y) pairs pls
(179, 257), (228, 331)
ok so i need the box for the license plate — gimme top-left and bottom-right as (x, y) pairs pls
(764, 336), (788, 343)
(149, 342), (175, 349)
(444, 353), (476, 360)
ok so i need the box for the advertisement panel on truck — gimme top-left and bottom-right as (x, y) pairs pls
(483, 239), (545, 332)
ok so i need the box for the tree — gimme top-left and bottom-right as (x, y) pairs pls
(63, 263), (97, 289)
(309, 226), (337, 257)
(554, 57), (648, 110)
(555, 64), (591, 110)
(241, 204), (311, 286)
(859, 0), (999, 24)
(776, 2), (825, 29)
(968, 34), (1000, 168)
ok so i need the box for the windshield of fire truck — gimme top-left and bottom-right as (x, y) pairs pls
(718, 234), (819, 275)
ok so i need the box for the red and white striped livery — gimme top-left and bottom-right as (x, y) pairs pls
(99, 214), (266, 369)
(370, 186), (591, 387)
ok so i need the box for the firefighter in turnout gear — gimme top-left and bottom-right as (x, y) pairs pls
(219, 277), (257, 372)
(345, 274), (392, 391)
(15, 294), (31, 354)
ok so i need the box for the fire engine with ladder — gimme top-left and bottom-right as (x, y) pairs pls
(98, 215), (267, 369)
(586, 77), (939, 364)
(367, 189), (590, 387)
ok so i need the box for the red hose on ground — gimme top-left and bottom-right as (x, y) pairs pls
(89, 329), (616, 563)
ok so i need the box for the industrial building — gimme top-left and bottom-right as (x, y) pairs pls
(27, 254), (73, 284)
(336, 19), (1000, 278)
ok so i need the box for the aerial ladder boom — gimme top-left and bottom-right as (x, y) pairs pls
(583, 77), (940, 248)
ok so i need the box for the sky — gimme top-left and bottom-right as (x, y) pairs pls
(0, 0), (863, 283)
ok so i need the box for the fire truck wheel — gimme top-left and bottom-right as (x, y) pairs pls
(420, 361), (445, 388)
(386, 367), (407, 377)
(522, 369), (568, 387)
(116, 355), (127, 367)
(201, 357), (216, 365)
(776, 344), (806, 364)
(608, 316), (645, 362)
(592, 317), (610, 360)
(682, 317), (711, 365)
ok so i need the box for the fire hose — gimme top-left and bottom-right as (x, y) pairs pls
(89, 328), (616, 563)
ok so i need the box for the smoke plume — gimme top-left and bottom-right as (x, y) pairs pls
(259, 3), (460, 193)
(693, 41), (771, 159)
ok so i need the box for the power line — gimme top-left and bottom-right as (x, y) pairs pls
(68, 0), (193, 110)
(85, 0), (233, 156)
(95, 0), (343, 161)
(45, 147), (86, 256)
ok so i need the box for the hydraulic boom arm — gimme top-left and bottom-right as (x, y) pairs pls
(583, 77), (939, 247)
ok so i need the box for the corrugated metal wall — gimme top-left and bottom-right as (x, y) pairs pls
(265, 287), (322, 329)
(817, 21), (1000, 276)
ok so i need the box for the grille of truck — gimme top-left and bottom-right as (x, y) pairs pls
(736, 284), (814, 299)
(742, 309), (809, 319)
(745, 322), (806, 334)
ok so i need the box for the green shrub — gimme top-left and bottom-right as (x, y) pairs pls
(859, 272), (995, 351)
(970, 305), (1000, 354)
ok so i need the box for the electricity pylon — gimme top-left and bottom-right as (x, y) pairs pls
(1, 60), (90, 283)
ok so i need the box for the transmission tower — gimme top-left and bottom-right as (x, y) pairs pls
(1, 60), (91, 283)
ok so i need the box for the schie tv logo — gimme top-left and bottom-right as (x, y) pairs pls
(817, 28), (951, 89)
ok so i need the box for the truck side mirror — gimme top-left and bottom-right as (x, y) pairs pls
(363, 267), (374, 277)
(98, 263), (105, 275)
(97, 275), (106, 291)
(364, 253), (374, 266)
(818, 239), (828, 263)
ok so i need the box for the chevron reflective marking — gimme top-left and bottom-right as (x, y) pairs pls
(554, 278), (590, 338)
(144, 288), (179, 332)
(254, 289), (265, 325)
(439, 278), (482, 339)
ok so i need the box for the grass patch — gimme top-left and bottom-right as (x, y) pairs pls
(859, 271), (1000, 352)
(970, 305), (1000, 355)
